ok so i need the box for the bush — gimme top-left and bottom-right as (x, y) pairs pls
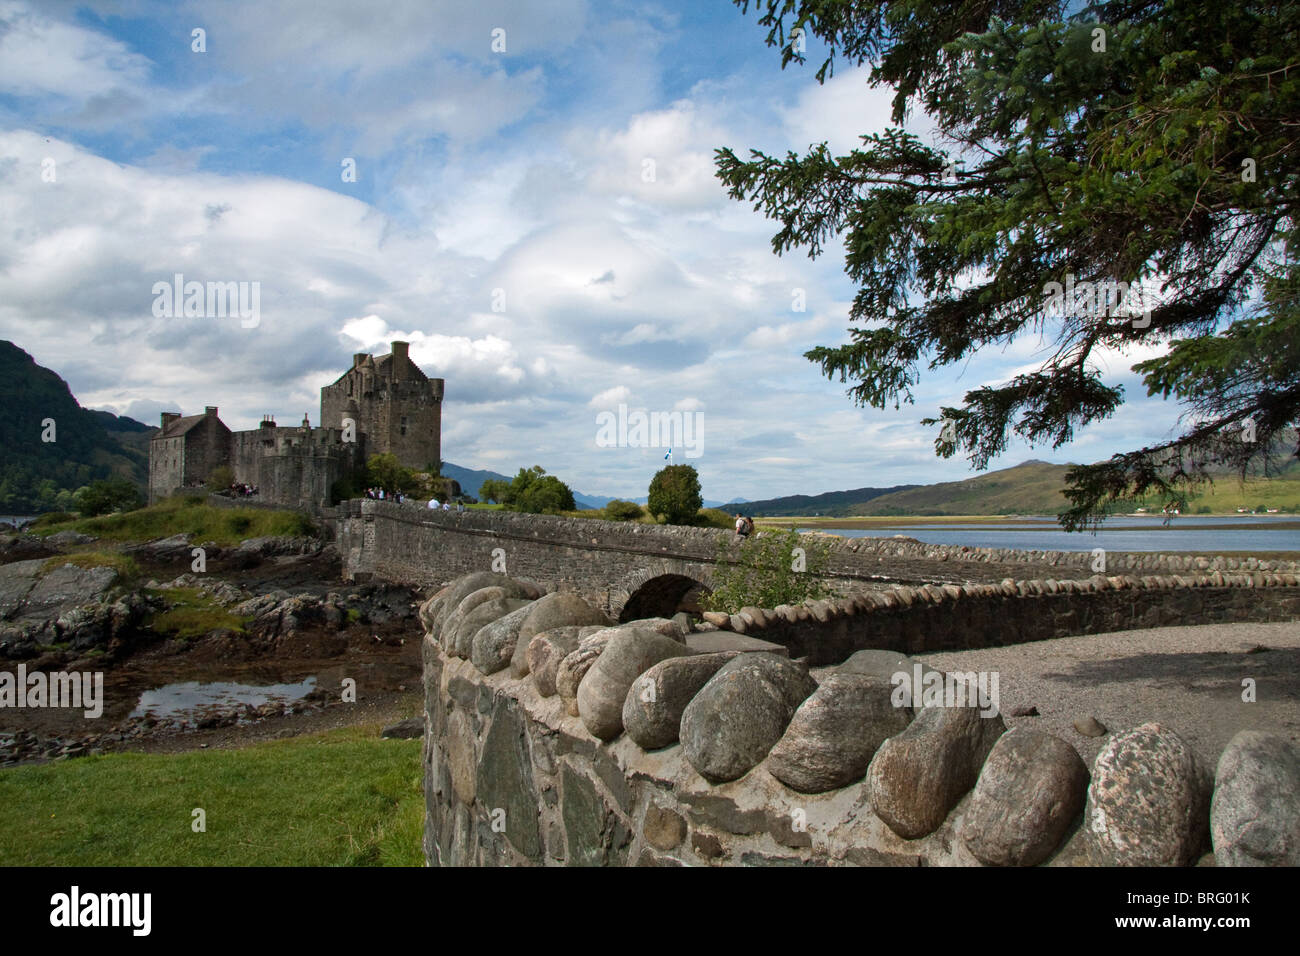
(694, 508), (734, 529)
(604, 499), (644, 521)
(647, 464), (703, 525)
(703, 528), (831, 614)
(76, 478), (144, 517)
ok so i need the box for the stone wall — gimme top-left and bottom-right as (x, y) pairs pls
(421, 574), (1300, 867)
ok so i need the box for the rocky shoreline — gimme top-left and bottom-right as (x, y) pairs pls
(0, 526), (425, 767)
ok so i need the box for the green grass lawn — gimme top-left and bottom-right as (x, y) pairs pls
(0, 725), (423, 866)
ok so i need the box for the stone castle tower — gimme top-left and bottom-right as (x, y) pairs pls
(320, 341), (444, 472)
(149, 341), (444, 508)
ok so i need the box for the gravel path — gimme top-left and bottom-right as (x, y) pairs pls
(915, 621), (1300, 768)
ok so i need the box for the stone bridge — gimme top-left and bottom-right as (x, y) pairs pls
(331, 500), (1287, 623)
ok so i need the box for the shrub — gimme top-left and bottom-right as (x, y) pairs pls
(76, 478), (144, 517)
(694, 508), (734, 529)
(703, 527), (831, 614)
(604, 499), (644, 521)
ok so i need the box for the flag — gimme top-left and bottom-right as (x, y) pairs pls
(664, 449), (672, 461)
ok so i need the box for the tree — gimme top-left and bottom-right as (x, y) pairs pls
(76, 477), (144, 517)
(647, 464), (703, 524)
(703, 527), (831, 613)
(366, 453), (419, 494)
(207, 465), (234, 492)
(718, 1), (1300, 529)
(478, 478), (509, 504)
(503, 466), (576, 514)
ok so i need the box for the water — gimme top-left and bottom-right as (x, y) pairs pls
(0, 515), (36, 529)
(130, 676), (318, 722)
(801, 515), (1300, 553)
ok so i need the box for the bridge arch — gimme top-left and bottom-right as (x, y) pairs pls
(612, 561), (712, 623)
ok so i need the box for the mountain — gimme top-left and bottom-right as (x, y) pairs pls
(740, 483), (922, 517)
(850, 461), (1074, 515)
(0, 341), (153, 513)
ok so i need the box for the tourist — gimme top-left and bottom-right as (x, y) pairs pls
(428, 497), (439, 509)
(734, 513), (750, 540)
(457, 501), (464, 513)
(442, 501), (451, 512)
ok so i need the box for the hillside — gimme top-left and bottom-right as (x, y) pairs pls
(0, 341), (153, 514)
(742, 484), (922, 517)
(853, 461), (1075, 516)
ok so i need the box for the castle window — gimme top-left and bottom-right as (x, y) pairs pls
(400, 415), (407, 436)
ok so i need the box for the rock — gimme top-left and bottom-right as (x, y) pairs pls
(577, 628), (691, 740)
(418, 586), (450, 633)
(445, 709), (477, 805)
(1211, 731), (1300, 867)
(526, 627), (587, 697)
(0, 559), (44, 619)
(1084, 721), (1210, 866)
(555, 632), (614, 711)
(838, 649), (943, 700)
(960, 728), (1089, 866)
(509, 631), (533, 678)
(432, 572), (525, 635)
(470, 603), (538, 675)
(685, 632), (788, 657)
(476, 696), (542, 858)
(22, 563), (119, 618)
(1009, 705), (1040, 717)
(1074, 715), (1107, 737)
(381, 717), (423, 739)
(449, 597), (532, 659)
(45, 530), (95, 547)
(766, 673), (911, 793)
(517, 592), (611, 643)
(865, 701), (1006, 839)
(642, 804), (686, 851)
(701, 611), (731, 628)
(623, 652), (736, 750)
(680, 653), (818, 783)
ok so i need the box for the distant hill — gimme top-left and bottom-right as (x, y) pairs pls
(741, 483), (922, 517)
(849, 461), (1075, 516)
(0, 341), (153, 513)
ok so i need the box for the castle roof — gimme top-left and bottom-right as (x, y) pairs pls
(155, 414), (208, 439)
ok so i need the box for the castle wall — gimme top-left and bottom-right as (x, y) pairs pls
(320, 348), (443, 471)
(230, 425), (363, 509)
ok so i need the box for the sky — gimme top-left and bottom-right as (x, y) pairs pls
(0, 0), (1193, 502)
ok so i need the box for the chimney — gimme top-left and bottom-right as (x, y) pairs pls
(353, 353), (367, 368)
(161, 412), (180, 429)
(204, 406), (218, 417)
(391, 341), (409, 381)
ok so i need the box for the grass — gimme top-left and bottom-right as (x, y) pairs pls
(146, 586), (251, 641)
(30, 496), (317, 547)
(39, 550), (141, 582)
(0, 725), (424, 866)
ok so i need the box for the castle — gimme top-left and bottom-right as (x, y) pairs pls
(149, 341), (444, 509)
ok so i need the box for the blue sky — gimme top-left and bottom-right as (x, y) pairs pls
(0, 0), (1189, 501)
